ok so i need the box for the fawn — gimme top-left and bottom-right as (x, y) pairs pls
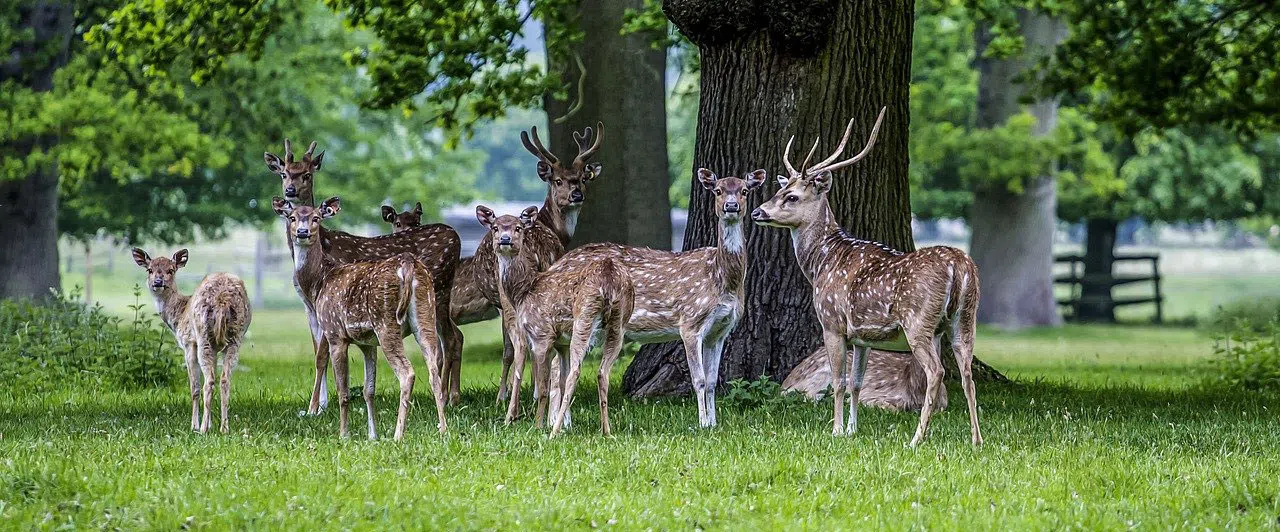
(479, 206), (634, 437)
(275, 197), (447, 440)
(132, 248), (251, 434)
(382, 202), (423, 233)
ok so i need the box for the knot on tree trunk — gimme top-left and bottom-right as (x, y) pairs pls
(663, 0), (834, 54)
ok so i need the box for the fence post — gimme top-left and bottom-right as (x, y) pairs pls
(1152, 256), (1163, 324)
(254, 231), (267, 309)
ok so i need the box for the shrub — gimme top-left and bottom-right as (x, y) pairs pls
(1204, 297), (1280, 335)
(0, 288), (181, 392)
(722, 376), (805, 409)
(1207, 319), (1280, 391)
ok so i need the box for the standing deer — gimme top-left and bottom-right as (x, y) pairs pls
(544, 167), (766, 428)
(275, 197), (447, 440)
(449, 124), (603, 406)
(132, 248), (251, 434)
(479, 206), (633, 437)
(750, 108), (982, 447)
(382, 202), (423, 233)
(263, 140), (463, 412)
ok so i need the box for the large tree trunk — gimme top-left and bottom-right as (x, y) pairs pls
(544, 0), (672, 250)
(1076, 217), (1118, 322)
(969, 10), (1065, 328)
(624, 0), (918, 397)
(0, 2), (74, 300)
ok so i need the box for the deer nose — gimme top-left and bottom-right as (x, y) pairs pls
(151, 279), (164, 288)
(498, 235), (512, 245)
(284, 185), (297, 197)
(724, 201), (740, 213)
(751, 208), (767, 221)
(570, 189), (584, 202)
(295, 228), (310, 238)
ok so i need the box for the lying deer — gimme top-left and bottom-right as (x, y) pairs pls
(264, 140), (463, 412)
(544, 167), (765, 427)
(751, 108), (982, 446)
(275, 197), (447, 440)
(382, 202), (423, 233)
(132, 248), (251, 434)
(480, 206), (633, 436)
(449, 124), (602, 406)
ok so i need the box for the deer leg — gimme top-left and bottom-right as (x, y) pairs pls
(848, 345), (870, 434)
(414, 322), (448, 435)
(220, 343), (241, 434)
(358, 344), (378, 440)
(952, 322), (982, 446)
(680, 328), (710, 428)
(552, 348), (572, 429)
(330, 339), (352, 439)
(497, 309), (515, 406)
(531, 339), (554, 429)
(908, 333), (944, 447)
(183, 344), (200, 432)
(305, 309), (327, 415)
(702, 329), (730, 428)
(505, 330), (529, 424)
(551, 325), (593, 438)
(439, 313), (463, 407)
(822, 329), (849, 436)
(597, 313), (626, 436)
(197, 340), (216, 434)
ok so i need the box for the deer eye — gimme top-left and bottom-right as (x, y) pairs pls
(784, 195), (799, 204)
(289, 216), (296, 222)
(280, 173), (288, 179)
(303, 173), (312, 180)
(555, 179), (563, 186)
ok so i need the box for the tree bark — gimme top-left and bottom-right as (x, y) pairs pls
(0, 2), (74, 300)
(544, 0), (672, 250)
(623, 0), (918, 397)
(1076, 217), (1118, 322)
(969, 10), (1065, 328)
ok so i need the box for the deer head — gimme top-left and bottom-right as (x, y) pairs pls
(696, 168), (767, 224)
(752, 108), (886, 229)
(381, 202), (423, 233)
(274, 196), (340, 248)
(520, 124), (603, 210)
(132, 248), (188, 293)
(476, 205), (540, 258)
(264, 139), (325, 203)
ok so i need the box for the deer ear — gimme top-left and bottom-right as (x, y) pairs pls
(320, 196), (341, 218)
(776, 175), (790, 188)
(519, 206), (539, 227)
(131, 248), (151, 267)
(310, 150), (324, 171)
(475, 205), (496, 228)
(271, 196), (293, 217)
(172, 249), (189, 269)
(536, 161), (553, 182)
(413, 202), (423, 216)
(381, 205), (396, 223)
(265, 152), (284, 173)
(585, 162), (602, 181)
(696, 168), (718, 191)
(811, 171), (833, 193)
(744, 169), (767, 190)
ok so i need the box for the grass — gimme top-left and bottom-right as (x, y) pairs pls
(3, 305), (1280, 529)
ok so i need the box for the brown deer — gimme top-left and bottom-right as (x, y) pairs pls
(449, 124), (602, 406)
(132, 248), (251, 434)
(382, 202), (423, 233)
(275, 197), (447, 440)
(479, 206), (633, 437)
(263, 140), (464, 412)
(544, 167), (765, 428)
(750, 108), (982, 447)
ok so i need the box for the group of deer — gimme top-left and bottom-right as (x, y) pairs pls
(132, 107), (982, 447)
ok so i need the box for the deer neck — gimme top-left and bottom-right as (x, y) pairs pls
(539, 196), (577, 246)
(292, 240), (331, 301)
(495, 252), (537, 309)
(714, 217), (747, 292)
(151, 288), (190, 334)
(789, 202), (844, 283)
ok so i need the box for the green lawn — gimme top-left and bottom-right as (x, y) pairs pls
(3, 302), (1279, 529)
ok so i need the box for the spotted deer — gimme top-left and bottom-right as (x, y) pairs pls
(275, 197), (447, 440)
(263, 140), (464, 413)
(545, 167), (766, 428)
(449, 124), (602, 406)
(132, 248), (252, 434)
(382, 202), (423, 233)
(750, 108), (982, 447)
(479, 206), (633, 437)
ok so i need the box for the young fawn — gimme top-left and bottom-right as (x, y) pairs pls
(480, 206), (634, 437)
(275, 197), (447, 440)
(382, 202), (423, 233)
(132, 248), (251, 434)
(751, 108), (982, 446)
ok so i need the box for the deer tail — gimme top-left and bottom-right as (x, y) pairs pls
(596, 258), (633, 328)
(395, 253), (415, 325)
(210, 297), (232, 347)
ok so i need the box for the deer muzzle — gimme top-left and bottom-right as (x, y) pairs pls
(750, 207), (769, 222)
(284, 186), (298, 198)
(723, 200), (741, 213)
(569, 189), (584, 203)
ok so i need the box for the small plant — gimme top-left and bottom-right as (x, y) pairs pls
(1207, 319), (1280, 391)
(1204, 297), (1280, 335)
(722, 375), (804, 410)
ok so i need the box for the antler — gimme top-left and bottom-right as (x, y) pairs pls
(807, 107), (887, 175)
(520, 126), (559, 164)
(783, 136), (798, 176)
(284, 139), (294, 163)
(571, 122), (604, 168)
(304, 141), (318, 161)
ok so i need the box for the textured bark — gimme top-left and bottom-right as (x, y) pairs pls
(969, 10), (1065, 328)
(0, 2), (74, 300)
(545, 0), (672, 250)
(1076, 218), (1118, 322)
(623, 0), (918, 397)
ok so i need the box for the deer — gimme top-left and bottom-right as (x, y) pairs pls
(750, 107), (982, 447)
(478, 206), (633, 437)
(263, 140), (464, 413)
(448, 124), (603, 406)
(543, 167), (766, 428)
(382, 202), (423, 233)
(275, 196), (447, 440)
(131, 248), (252, 434)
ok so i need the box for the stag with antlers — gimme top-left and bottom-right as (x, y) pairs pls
(275, 197), (447, 440)
(448, 124), (604, 406)
(479, 206), (634, 437)
(543, 167), (765, 428)
(263, 140), (463, 413)
(751, 108), (982, 447)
